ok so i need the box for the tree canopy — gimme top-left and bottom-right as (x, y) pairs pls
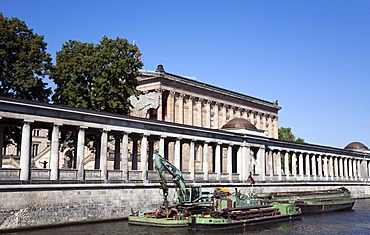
(0, 13), (52, 102)
(278, 127), (305, 143)
(50, 36), (143, 115)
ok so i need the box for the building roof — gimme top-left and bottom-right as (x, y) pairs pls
(344, 142), (369, 151)
(139, 65), (281, 111)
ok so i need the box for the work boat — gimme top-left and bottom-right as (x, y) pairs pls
(128, 154), (264, 227)
(188, 203), (302, 231)
(294, 197), (355, 213)
(256, 187), (355, 214)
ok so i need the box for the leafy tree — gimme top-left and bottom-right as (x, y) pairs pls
(0, 13), (52, 102)
(0, 14), (52, 149)
(50, 36), (143, 115)
(278, 127), (305, 143)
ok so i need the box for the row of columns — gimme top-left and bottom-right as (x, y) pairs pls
(2, 120), (369, 183)
(265, 148), (369, 181)
(159, 90), (278, 138)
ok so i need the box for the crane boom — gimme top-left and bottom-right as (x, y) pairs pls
(154, 153), (189, 204)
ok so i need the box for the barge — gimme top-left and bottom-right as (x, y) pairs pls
(188, 203), (302, 231)
(294, 198), (355, 213)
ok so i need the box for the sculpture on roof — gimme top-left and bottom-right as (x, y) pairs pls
(129, 92), (159, 118)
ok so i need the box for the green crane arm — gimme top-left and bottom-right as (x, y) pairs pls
(154, 153), (188, 204)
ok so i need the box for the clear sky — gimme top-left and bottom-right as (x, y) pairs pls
(1, 0), (370, 149)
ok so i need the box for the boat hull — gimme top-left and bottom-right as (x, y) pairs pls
(188, 213), (301, 231)
(295, 200), (355, 213)
(128, 215), (188, 227)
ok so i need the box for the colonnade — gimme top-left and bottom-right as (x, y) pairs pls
(154, 89), (279, 138)
(0, 97), (369, 184)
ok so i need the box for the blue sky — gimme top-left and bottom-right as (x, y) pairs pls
(1, 0), (370, 149)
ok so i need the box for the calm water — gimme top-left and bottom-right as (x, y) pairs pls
(7, 199), (370, 235)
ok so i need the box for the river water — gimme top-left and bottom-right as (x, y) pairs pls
(7, 198), (370, 235)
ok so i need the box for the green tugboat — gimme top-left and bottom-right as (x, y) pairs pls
(188, 203), (302, 231)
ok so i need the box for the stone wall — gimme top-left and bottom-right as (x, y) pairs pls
(0, 183), (369, 231)
(0, 184), (169, 231)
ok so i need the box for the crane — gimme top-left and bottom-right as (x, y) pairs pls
(153, 153), (213, 209)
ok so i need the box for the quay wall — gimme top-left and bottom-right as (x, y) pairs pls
(0, 182), (369, 231)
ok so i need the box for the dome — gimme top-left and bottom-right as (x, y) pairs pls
(344, 142), (369, 151)
(221, 118), (257, 130)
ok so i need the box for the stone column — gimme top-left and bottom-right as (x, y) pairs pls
(188, 96), (194, 126)
(174, 138), (181, 169)
(230, 106), (235, 120)
(344, 158), (348, 180)
(196, 98), (202, 127)
(100, 129), (109, 180)
(214, 103), (220, 129)
(258, 145), (266, 181)
(140, 133), (148, 181)
(348, 159), (353, 180)
(237, 146), (242, 180)
(329, 156), (334, 180)
(50, 124), (62, 181)
(311, 154), (317, 181)
(203, 142), (209, 180)
(267, 115), (273, 138)
(0, 124), (4, 168)
(305, 153), (310, 178)
(177, 94), (184, 124)
(277, 151), (282, 181)
(250, 111), (255, 126)
(189, 140), (195, 181)
(339, 157), (344, 180)
(227, 144), (233, 181)
(121, 132), (129, 181)
(221, 104), (227, 127)
(215, 143), (221, 180)
(268, 150), (273, 180)
(20, 120), (33, 180)
(256, 112), (261, 129)
(204, 100), (210, 128)
(156, 89), (163, 121)
(159, 135), (165, 157)
(114, 135), (121, 170)
(166, 91), (175, 122)
(292, 152), (297, 177)
(76, 126), (87, 181)
(353, 160), (358, 180)
(317, 154), (323, 180)
(298, 153), (304, 180)
(323, 155), (328, 181)
(273, 116), (279, 139)
(334, 156), (339, 179)
(245, 144), (251, 180)
(284, 151), (289, 180)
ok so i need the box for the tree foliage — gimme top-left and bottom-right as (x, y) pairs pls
(0, 13), (52, 102)
(278, 127), (305, 143)
(50, 36), (143, 115)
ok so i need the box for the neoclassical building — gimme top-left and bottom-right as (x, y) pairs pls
(132, 65), (281, 138)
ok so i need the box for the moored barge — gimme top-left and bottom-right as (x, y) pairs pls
(188, 203), (301, 231)
(294, 198), (355, 213)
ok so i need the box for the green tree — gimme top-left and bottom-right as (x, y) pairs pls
(0, 13), (52, 101)
(50, 36), (143, 115)
(0, 14), (52, 149)
(278, 127), (305, 143)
